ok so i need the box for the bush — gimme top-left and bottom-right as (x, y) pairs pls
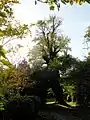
(76, 59), (90, 106)
(0, 59), (31, 98)
(20, 81), (48, 105)
(3, 95), (41, 120)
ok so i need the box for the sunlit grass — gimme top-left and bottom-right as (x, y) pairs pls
(46, 98), (77, 107)
(67, 101), (77, 107)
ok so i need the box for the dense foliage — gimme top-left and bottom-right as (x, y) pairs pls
(2, 95), (41, 120)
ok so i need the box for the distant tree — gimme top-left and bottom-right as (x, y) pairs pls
(29, 15), (71, 67)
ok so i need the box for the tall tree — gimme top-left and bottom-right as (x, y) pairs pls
(29, 15), (70, 67)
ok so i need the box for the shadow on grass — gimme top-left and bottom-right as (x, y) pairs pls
(41, 100), (90, 120)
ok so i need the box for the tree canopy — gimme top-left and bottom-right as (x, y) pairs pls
(0, 0), (30, 67)
(35, 0), (90, 10)
(29, 15), (71, 66)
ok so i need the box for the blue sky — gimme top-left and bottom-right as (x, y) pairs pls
(13, 0), (90, 60)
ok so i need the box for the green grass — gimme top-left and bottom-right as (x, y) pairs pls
(67, 101), (77, 107)
(47, 98), (55, 103)
(47, 97), (77, 107)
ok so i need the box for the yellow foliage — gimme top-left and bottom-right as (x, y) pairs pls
(0, 64), (30, 94)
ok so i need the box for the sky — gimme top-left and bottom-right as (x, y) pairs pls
(11, 0), (90, 62)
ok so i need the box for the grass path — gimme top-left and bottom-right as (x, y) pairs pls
(39, 102), (81, 120)
(38, 99), (90, 120)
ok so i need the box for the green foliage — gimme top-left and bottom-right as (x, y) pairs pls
(4, 95), (40, 120)
(84, 26), (90, 44)
(0, 0), (31, 67)
(70, 0), (73, 5)
(0, 59), (30, 98)
(35, 0), (87, 10)
(0, 45), (12, 67)
(30, 15), (70, 66)
(0, 95), (6, 110)
(64, 58), (90, 105)
(63, 84), (76, 101)
(48, 57), (60, 69)
(0, 46), (7, 57)
(48, 54), (79, 101)
(5, 94), (35, 104)
(0, 60), (33, 110)
(48, 53), (79, 76)
(50, 5), (55, 10)
(0, 59), (12, 66)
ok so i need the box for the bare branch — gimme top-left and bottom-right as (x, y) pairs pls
(3, 37), (17, 46)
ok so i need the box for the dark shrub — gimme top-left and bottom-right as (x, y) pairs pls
(20, 81), (47, 105)
(3, 95), (41, 120)
(76, 59), (90, 107)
